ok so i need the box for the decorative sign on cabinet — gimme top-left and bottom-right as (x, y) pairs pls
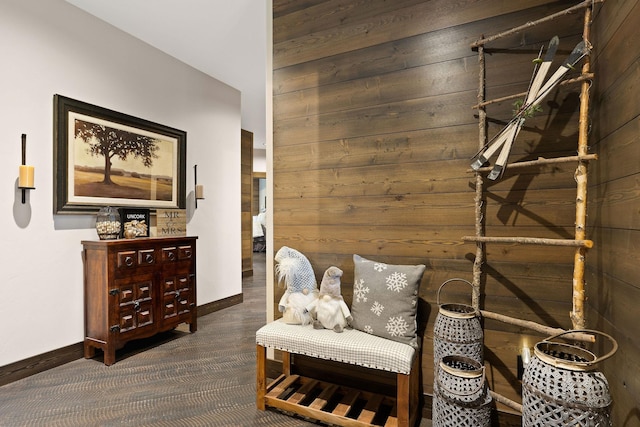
(82, 236), (198, 365)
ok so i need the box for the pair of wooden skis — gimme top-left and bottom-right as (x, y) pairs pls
(470, 36), (589, 180)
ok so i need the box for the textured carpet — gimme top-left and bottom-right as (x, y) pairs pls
(0, 254), (316, 427)
(0, 254), (430, 427)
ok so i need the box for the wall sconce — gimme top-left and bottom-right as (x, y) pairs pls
(194, 164), (204, 208)
(18, 134), (35, 204)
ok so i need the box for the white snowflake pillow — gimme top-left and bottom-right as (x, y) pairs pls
(350, 254), (425, 348)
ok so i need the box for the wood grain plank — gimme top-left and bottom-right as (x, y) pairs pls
(592, 114), (640, 183)
(275, 39), (584, 121)
(274, 91), (478, 145)
(309, 383), (339, 410)
(357, 392), (384, 424)
(275, 11), (582, 96)
(273, 163), (579, 199)
(273, 0), (428, 44)
(287, 379), (319, 404)
(273, 189), (581, 228)
(588, 228), (640, 292)
(274, 0), (561, 68)
(594, 59), (640, 140)
(333, 389), (361, 417)
(266, 374), (301, 399)
(593, 0), (640, 93)
(271, 224), (579, 266)
(273, 0), (326, 19)
(590, 174), (640, 230)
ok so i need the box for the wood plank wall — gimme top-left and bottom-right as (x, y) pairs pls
(272, 0), (635, 423)
(241, 129), (253, 276)
(588, 1), (640, 425)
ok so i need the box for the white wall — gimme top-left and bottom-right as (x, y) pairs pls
(253, 148), (267, 173)
(0, 0), (242, 366)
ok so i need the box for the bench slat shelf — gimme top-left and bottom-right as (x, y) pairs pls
(256, 320), (421, 427)
(263, 370), (401, 427)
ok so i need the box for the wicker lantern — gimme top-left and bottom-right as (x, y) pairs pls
(522, 330), (618, 427)
(433, 278), (483, 367)
(432, 355), (492, 427)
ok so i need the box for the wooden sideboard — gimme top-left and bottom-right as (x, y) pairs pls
(82, 236), (198, 365)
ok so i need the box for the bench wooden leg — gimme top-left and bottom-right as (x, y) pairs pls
(256, 344), (266, 410)
(397, 372), (410, 426)
(282, 350), (291, 375)
(397, 354), (420, 427)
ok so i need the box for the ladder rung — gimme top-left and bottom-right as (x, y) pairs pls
(462, 236), (593, 248)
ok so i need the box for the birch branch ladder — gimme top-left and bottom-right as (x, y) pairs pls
(464, 1), (600, 348)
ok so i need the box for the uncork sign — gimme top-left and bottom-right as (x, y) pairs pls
(156, 209), (187, 237)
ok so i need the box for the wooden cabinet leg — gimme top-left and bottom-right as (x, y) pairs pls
(104, 346), (116, 366)
(83, 341), (95, 359)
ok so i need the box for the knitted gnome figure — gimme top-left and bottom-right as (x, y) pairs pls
(307, 266), (352, 333)
(275, 246), (319, 325)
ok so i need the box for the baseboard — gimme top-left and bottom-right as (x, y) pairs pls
(0, 342), (84, 387)
(0, 294), (244, 387)
(197, 293), (243, 317)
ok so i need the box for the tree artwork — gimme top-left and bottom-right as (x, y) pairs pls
(75, 120), (159, 185)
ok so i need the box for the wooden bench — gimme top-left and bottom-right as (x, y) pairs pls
(256, 319), (421, 426)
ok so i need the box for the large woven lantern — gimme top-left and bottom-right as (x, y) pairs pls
(522, 330), (617, 427)
(432, 355), (492, 427)
(433, 278), (483, 367)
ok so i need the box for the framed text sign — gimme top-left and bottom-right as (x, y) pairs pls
(53, 95), (186, 214)
(156, 209), (187, 237)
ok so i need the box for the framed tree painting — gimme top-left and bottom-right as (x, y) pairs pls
(54, 95), (186, 214)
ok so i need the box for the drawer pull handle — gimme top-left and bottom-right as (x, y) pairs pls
(124, 256), (134, 267)
(134, 301), (141, 311)
(109, 289), (118, 296)
(184, 250), (192, 258)
(144, 253), (154, 264)
(175, 290), (181, 299)
(168, 252), (176, 261)
(110, 325), (120, 333)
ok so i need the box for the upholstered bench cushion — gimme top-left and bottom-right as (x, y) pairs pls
(256, 319), (416, 375)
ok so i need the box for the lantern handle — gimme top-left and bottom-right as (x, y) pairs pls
(437, 278), (474, 307)
(542, 329), (618, 365)
(436, 358), (486, 398)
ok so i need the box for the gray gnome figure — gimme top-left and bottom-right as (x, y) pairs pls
(275, 246), (319, 325)
(306, 266), (352, 332)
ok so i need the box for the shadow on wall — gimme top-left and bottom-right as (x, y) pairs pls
(13, 178), (32, 228)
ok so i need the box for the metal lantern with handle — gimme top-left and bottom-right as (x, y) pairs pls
(522, 329), (618, 427)
(432, 355), (492, 427)
(433, 278), (483, 367)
